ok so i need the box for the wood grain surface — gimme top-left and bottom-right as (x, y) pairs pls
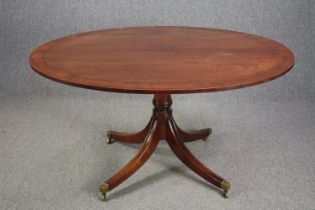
(30, 26), (294, 94)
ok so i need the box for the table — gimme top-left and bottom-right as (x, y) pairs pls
(30, 26), (294, 200)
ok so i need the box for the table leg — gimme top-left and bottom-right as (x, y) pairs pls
(100, 121), (160, 200)
(107, 118), (210, 143)
(172, 118), (212, 142)
(100, 94), (230, 200)
(166, 119), (230, 198)
(106, 119), (153, 144)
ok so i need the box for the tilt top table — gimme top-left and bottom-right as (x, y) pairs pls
(30, 26), (294, 200)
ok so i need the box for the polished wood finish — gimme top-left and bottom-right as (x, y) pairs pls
(107, 120), (152, 144)
(30, 26), (294, 94)
(100, 95), (229, 200)
(104, 119), (160, 191)
(108, 120), (211, 144)
(166, 120), (223, 189)
(29, 26), (295, 201)
(174, 122), (211, 142)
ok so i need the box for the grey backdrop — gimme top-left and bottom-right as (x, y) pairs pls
(1, 0), (314, 210)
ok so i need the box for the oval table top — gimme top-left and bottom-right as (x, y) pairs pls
(30, 26), (294, 94)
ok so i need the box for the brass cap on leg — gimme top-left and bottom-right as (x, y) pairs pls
(208, 128), (212, 135)
(99, 183), (109, 201)
(220, 180), (230, 198)
(106, 131), (114, 144)
(202, 128), (212, 140)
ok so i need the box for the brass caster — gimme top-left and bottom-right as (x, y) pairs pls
(202, 128), (212, 140)
(99, 183), (109, 201)
(106, 131), (114, 144)
(101, 192), (107, 201)
(223, 191), (228, 198)
(220, 180), (230, 198)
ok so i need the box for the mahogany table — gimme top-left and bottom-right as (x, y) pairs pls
(30, 26), (294, 200)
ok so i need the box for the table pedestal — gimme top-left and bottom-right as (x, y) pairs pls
(99, 94), (230, 200)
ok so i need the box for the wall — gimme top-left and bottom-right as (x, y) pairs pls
(1, 0), (314, 101)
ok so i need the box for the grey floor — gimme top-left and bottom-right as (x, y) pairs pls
(1, 91), (314, 210)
